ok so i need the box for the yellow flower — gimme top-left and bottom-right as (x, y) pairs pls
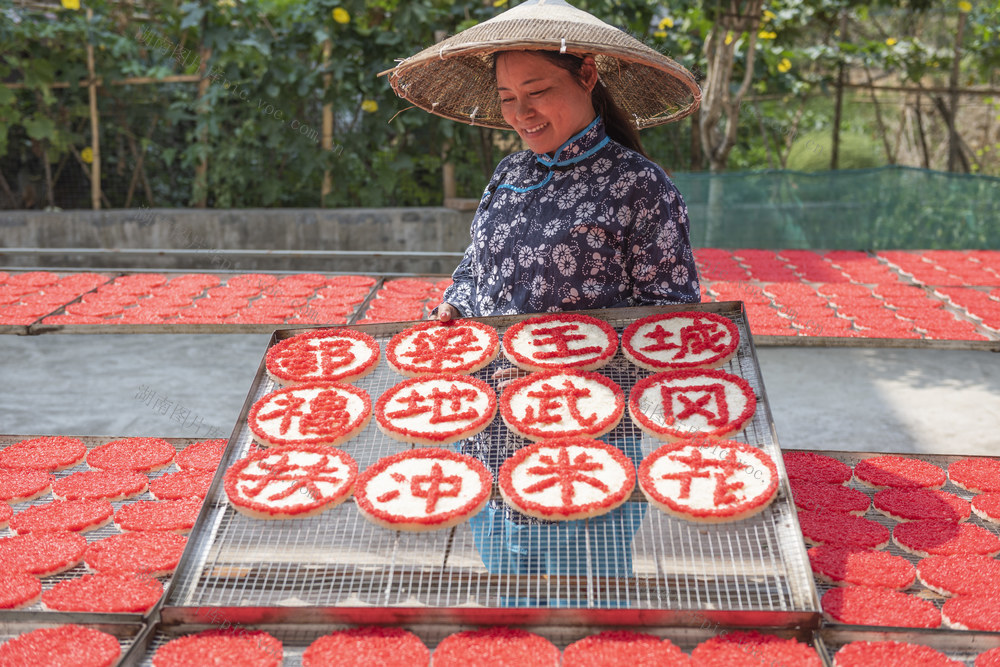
(81, 147), (93, 164)
(654, 30), (667, 38)
(658, 16), (674, 29)
(492, 0), (507, 6)
(361, 99), (378, 113)
(758, 30), (777, 40)
(886, 37), (897, 46)
(61, 0), (80, 9)
(763, 9), (776, 21)
(777, 58), (792, 73)
(724, 31), (734, 46)
(332, 7), (350, 24)
(958, 0), (972, 12)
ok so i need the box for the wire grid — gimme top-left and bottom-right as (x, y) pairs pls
(817, 628), (1000, 666)
(0, 435), (211, 618)
(167, 304), (818, 621)
(799, 450), (1000, 630)
(129, 622), (819, 666)
(0, 619), (145, 661)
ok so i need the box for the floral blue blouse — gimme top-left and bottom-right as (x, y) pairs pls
(442, 116), (700, 316)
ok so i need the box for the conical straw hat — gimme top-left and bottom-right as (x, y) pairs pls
(382, 0), (701, 131)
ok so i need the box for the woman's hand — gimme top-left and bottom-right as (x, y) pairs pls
(434, 302), (460, 322)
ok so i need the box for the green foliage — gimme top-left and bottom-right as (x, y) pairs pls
(786, 130), (885, 171)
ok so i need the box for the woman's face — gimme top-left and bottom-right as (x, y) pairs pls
(495, 51), (597, 155)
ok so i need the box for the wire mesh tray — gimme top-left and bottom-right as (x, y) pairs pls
(122, 620), (819, 666)
(0, 617), (145, 663)
(0, 435), (230, 622)
(163, 302), (819, 627)
(790, 449), (1000, 632)
(816, 627), (1000, 666)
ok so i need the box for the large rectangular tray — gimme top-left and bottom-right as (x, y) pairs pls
(789, 449), (1000, 631)
(162, 302), (819, 627)
(0, 435), (233, 623)
(122, 621), (818, 666)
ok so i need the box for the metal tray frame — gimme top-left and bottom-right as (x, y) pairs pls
(161, 302), (820, 628)
(0, 435), (238, 624)
(785, 448), (1000, 634)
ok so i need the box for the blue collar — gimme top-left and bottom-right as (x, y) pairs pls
(535, 116), (609, 168)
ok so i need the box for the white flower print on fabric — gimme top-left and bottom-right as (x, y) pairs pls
(553, 244), (577, 276)
(557, 182), (588, 210)
(585, 227), (607, 249)
(592, 157), (612, 174)
(575, 201), (596, 220)
(501, 256), (515, 278)
(582, 278), (603, 299)
(542, 218), (563, 238)
(672, 264), (689, 285)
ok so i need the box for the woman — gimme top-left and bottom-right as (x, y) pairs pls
(436, 49), (700, 321)
(384, 0), (702, 591)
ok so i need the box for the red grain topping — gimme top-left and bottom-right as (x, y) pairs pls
(0, 501), (10, 527)
(0, 572), (42, 609)
(942, 596), (1000, 631)
(563, 631), (690, 666)
(175, 439), (227, 471)
(152, 629), (282, 667)
(86, 437), (176, 472)
(84, 531), (188, 575)
(854, 455), (946, 490)
(822, 586), (941, 628)
(622, 311), (739, 370)
(0, 625), (121, 667)
(977, 647), (1000, 667)
(375, 374), (497, 445)
(808, 545), (915, 589)
(782, 451), (852, 485)
(115, 499), (202, 533)
(893, 520), (1000, 557)
(41, 573), (163, 613)
(873, 488), (971, 522)
(53, 470), (148, 501)
(690, 630), (822, 667)
(917, 554), (1000, 596)
(0, 436), (87, 471)
(247, 381), (372, 448)
(797, 510), (890, 548)
(500, 369), (624, 441)
(973, 493), (1000, 523)
(10, 499), (113, 534)
(301, 627), (429, 667)
(0, 469), (53, 503)
(432, 627), (560, 667)
(149, 470), (215, 500)
(266, 328), (380, 384)
(386, 319), (499, 376)
(790, 480), (870, 514)
(949, 457), (1000, 493)
(0, 531), (87, 576)
(833, 641), (962, 667)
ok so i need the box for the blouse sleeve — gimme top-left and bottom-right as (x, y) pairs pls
(626, 169), (701, 305)
(441, 242), (477, 317)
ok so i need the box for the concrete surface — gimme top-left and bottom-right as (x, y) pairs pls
(0, 334), (996, 456)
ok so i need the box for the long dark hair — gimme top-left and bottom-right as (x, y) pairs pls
(497, 50), (648, 158)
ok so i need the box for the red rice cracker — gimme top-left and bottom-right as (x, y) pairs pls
(86, 437), (175, 472)
(53, 470), (148, 501)
(854, 455), (946, 490)
(0, 572), (42, 609)
(942, 596), (1000, 631)
(10, 499), (113, 534)
(84, 530), (188, 576)
(808, 545), (915, 589)
(822, 586), (941, 628)
(948, 457), (1000, 493)
(432, 627), (560, 667)
(563, 631), (690, 666)
(0, 469), (53, 504)
(114, 499), (203, 533)
(690, 630), (822, 667)
(790, 480), (870, 515)
(149, 470), (215, 500)
(41, 573), (163, 613)
(873, 488), (971, 522)
(622, 311), (739, 370)
(833, 641), (962, 667)
(301, 627), (429, 667)
(973, 493), (1000, 524)
(0, 625), (121, 667)
(175, 439), (227, 471)
(0, 531), (87, 576)
(502, 313), (618, 372)
(917, 554), (1000, 596)
(893, 519), (1000, 557)
(152, 629), (282, 667)
(797, 510), (890, 549)
(783, 450), (852, 485)
(0, 436), (86, 471)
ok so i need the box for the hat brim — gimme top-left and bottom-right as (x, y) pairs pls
(383, 4), (701, 131)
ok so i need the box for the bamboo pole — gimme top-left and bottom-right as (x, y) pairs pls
(86, 6), (101, 210)
(192, 46), (211, 207)
(321, 39), (333, 206)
